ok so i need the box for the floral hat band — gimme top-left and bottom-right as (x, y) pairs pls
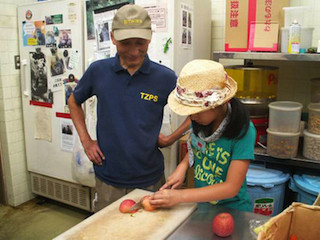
(174, 80), (231, 108)
(168, 59), (238, 116)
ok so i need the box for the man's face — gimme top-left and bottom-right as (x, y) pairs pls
(111, 33), (150, 70)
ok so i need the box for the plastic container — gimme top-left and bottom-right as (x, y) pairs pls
(251, 118), (268, 146)
(283, 6), (311, 28)
(289, 174), (320, 205)
(303, 130), (320, 160)
(266, 128), (300, 159)
(225, 65), (278, 100)
(268, 101), (302, 132)
(310, 78), (320, 103)
(246, 164), (290, 216)
(308, 103), (320, 134)
(280, 27), (314, 53)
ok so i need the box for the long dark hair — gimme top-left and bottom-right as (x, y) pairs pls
(192, 98), (250, 139)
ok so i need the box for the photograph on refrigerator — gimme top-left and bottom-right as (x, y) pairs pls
(63, 74), (78, 112)
(45, 14), (63, 25)
(60, 118), (74, 152)
(49, 47), (65, 76)
(29, 48), (53, 103)
(58, 29), (72, 48)
(22, 20), (46, 46)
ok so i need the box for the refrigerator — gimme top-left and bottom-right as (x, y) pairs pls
(17, 0), (93, 211)
(18, 0), (211, 212)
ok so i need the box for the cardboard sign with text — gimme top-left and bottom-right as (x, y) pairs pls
(248, 0), (289, 51)
(225, 0), (289, 52)
(249, 22), (279, 51)
(225, 0), (250, 52)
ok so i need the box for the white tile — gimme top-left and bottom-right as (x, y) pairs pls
(0, 52), (9, 64)
(212, 38), (224, 51)
(3, 87), (12, 98)
(0, 16), (17, 28)
(0, 28), (18, 40)
(211, 26), (224, 39)
(0, 3), (17, 16)
(11, 86), (21, 98)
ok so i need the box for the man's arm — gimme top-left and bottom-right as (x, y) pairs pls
(68, 93), (105, 165)
(158, 116), (191, 147)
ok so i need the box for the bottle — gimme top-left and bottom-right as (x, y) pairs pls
(288, 20), (301, 54)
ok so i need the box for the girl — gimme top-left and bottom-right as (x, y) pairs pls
(151, 59), (256, 211)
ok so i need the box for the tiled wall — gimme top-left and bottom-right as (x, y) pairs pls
(0, 0), (319, 207)
(211, 0), (320, 111)
(0, 0), (36, 206)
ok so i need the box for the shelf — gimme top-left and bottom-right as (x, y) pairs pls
(213, 51), (320, 62)
(254, 146), (320, 174)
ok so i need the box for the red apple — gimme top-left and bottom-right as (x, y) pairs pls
(212, 212), (234, 237)
(119, 199), (138, 213)
(141, 195), (157, 211)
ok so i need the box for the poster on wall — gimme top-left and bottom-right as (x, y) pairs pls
(144, 4), (168, 32)
(85, 0), (134, 40)
(22, 20), (46, 46)
(180, 3), (193, 49)
(93, 9), (114, 51)
(29, 48), (53, 103)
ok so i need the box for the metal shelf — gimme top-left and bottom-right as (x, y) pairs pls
(213, 51), (320, 62)
(254, 147), (320, 175)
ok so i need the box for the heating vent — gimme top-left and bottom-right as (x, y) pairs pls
(31, 172), (94, 212)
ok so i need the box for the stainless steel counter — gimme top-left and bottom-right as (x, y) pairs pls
(167, 203), (270, 240)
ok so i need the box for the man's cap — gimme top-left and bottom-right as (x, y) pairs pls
(112, 4), (152, 41)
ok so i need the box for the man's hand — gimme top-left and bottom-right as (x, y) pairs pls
(82, 139), (105, 166)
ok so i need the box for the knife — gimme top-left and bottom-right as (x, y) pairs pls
(129, 200), (142, 211)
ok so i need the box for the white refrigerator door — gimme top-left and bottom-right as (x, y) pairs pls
(18, 0), (84, 183)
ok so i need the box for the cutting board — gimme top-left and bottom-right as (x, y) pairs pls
(53, 189), (197, 240)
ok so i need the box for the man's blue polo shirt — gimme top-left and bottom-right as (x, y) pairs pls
(73, 54), (177, 188)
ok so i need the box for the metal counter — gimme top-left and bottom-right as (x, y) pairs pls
(167, 203), (270, 240)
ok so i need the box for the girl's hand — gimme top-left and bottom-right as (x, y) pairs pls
(150, 189), (181, 208)
(160, 165), (186, 190)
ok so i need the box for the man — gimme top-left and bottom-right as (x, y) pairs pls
(68, 4), (186, 212)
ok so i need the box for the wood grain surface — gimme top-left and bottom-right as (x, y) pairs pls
(54, 189), (197, 240)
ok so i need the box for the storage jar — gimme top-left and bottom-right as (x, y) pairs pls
(303, 130), (320, 161)
(266, 128), (300, 159)
(308, 103), (320, 134)
(268, 101), (302, 132)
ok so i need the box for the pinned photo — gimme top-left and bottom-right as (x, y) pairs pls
(58, 29), (72, 48)
(29, 48), (53, 103)
(50, 47), (65, 76)
(46, 31), (56, 47)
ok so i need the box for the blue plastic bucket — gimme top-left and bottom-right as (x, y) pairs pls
(289, 174), (320, 205)
(246, 164), (290, 216)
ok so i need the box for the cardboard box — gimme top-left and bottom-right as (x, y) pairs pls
(225, 0), (250, 52)
(248, 22), (279, 51)
(248, 0), (289, 51)
(225, 0), (289, 52)
(257, 194), (320, 240)
(178, 134), (194, 188)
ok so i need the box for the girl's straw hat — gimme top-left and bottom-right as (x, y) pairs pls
(168, 59), (237, 116)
